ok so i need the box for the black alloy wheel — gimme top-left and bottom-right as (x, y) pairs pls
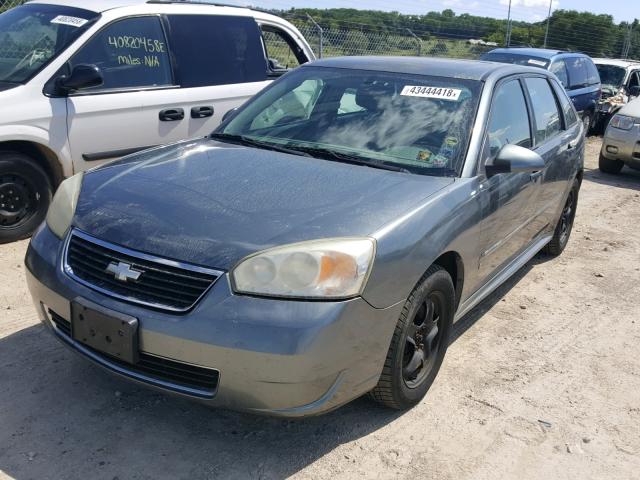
(0, 152), (52, 244)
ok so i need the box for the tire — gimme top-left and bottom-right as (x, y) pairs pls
(582, 111), (593, 136)
(543, 179), (579, 256)
(598, 153), (624, 174)
(0, 152), (53, 244)
(370, 265), (455, 410)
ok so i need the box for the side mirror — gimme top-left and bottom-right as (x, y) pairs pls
(221, 107), (239, 124)
(628, 86), (640, 97)
(56, 64), (103, 93)
(485, 144), (545, 178)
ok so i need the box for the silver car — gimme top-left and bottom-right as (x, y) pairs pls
(25, 57), (584, 417)
(599, 96), (640, 174)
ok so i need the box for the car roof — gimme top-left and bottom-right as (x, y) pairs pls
(26, 0), (258, 14)
(485, 47), (584, 60)
(593, 58), (640, 69)
(306, 56), (548, 81)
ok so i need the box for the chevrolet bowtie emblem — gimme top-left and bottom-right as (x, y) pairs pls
(105, 261), (143, 282)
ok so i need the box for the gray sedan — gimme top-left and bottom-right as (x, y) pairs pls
(599, 96), (640, 174)
(25, 57), (584, 416)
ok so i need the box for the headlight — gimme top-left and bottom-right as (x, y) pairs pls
(46, 173), (83, 239)
(232, 238), (375, 299)
(609, 114), (637, 130)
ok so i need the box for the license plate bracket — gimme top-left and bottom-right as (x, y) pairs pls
(71, 299), (139, 364)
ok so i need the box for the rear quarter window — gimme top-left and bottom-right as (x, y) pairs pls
(166, 15), (268, 88)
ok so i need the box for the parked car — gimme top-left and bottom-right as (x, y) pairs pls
(593, 58), (640, 130)
(480, 48), (601, 132)
(25, 57), (584, 417)
(0, 0), (314, 243)
(599, 96), (640, 174)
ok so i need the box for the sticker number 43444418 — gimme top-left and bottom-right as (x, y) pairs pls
(400, 85), (462, 101)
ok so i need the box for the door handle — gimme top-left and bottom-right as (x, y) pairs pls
(159, 108), (184, 121)
(191, 105), (214, 119)
(530, 171), (543, 182)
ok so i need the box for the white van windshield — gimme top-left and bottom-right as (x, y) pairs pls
(0, 4), (98, 84)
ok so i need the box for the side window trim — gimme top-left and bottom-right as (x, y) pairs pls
(521, 75), (564, 149)
(65, 14), (176, 96)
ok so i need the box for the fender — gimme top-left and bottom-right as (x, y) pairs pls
(0, 125), (73, 178)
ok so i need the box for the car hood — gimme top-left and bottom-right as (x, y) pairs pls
(619, 96), (640, 118)
(73, 139), (453, 270)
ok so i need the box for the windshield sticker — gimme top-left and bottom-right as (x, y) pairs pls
(416, 150), (433, 162)
(528, 59), (547, 67)
(444, 136), (459, 147)
(400, 86), (462, 101)
(51, 15), (89, 28)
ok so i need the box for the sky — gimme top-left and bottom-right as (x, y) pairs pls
(224, 0), (633, 23)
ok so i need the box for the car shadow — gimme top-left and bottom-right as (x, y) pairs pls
(0, 253), (551, 480)
(582, 164), (640, 191)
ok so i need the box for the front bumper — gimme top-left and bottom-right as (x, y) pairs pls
(25, 224), (404, 417)
(600, 124), (640, 169)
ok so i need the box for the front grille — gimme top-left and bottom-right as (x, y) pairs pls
(65, 230), (221, 312)
(48, 310), (219, 396)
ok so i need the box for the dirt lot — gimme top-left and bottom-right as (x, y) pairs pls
(1, 137), (639, 480)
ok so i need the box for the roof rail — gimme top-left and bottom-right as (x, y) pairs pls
(145, 0), (272, 14)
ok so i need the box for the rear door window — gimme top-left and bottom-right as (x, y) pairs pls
(486, 79), (532, 159)
(566, 57), (589, 89)
(524, 77), (562, 144)
(69, 16), (173, 91)
(550, 60), (569, 88)
(166, 15), (268, 87)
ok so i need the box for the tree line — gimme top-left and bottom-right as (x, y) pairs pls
(281, 7), (640, 59)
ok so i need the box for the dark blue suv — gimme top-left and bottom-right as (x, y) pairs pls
(481, 48), (601, 132)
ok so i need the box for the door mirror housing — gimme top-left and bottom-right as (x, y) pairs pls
(56, 64), (103, 93)
(485, 144), (545, 178)
(221, 107), (239, 124)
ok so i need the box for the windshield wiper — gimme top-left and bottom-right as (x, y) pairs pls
(209, 133), (312, 157)
(283, 145), (411, 173)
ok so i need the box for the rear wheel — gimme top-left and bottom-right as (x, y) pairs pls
(582, 111), (593, 136)
(543, 179), (579, 256)
(370, 265), (454, 410)
(0, 152), (52, 244)
(598, 153), (624, 174)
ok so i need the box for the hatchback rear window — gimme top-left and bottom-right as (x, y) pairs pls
(166, 15), (268, 88)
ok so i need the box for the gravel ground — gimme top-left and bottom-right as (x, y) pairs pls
(1, 137), (639, 480)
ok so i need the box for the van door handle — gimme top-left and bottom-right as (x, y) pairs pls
(159, 108), (184, 121)
(191, 106), (214, 119)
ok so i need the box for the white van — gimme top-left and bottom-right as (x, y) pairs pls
(0, 0), (314, 242)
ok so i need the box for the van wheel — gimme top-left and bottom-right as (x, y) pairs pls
(0, 152), (52, 244)
(598, 153), (623, 174)
(582, 111), (593, 136)
(369, 265), (454, 410)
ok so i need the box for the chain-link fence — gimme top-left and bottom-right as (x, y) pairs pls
(0, 0), (22, 13)
(287, 14), (497, 60)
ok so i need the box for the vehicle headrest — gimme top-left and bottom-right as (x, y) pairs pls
(355, 81), (395, 111)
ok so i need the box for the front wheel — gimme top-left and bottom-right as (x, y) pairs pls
(598, 153), (624, 174)
(0, 152), (53, 244)
(370, 265), (455, 410)
(543, 179), (579, 256)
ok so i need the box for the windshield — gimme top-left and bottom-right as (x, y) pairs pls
(218, 66), (482, 176)
(0, 4), (98, 84)
(595, 64), (626, 88)
(481, 52), (549, 69)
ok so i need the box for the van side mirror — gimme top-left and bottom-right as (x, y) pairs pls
(56, 64), (103, 93)
(221, 107), (239, 124)
(485, 144), (545, 178)
(628, 86), (640, 98)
